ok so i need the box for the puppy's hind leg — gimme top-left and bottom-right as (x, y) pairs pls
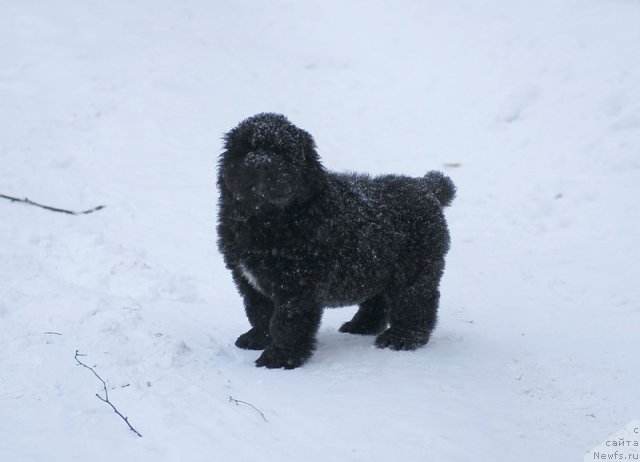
(375, 260), (444, 351)
(339, 294), (388, 335)
(232, 269), (274, 350)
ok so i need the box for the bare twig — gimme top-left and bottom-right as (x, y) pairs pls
(0, 194), (105, 215)
(75, 350), (143, 437)
(229, 396), (268, 422)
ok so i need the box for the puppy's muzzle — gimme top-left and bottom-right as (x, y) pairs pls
(244, 151), (273, 192)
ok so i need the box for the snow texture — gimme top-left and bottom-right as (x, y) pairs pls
(1, 0), (639, 460)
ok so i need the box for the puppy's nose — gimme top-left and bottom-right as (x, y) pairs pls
(250, 159), (271, 185)
(246, 151), (272, 183)
(253, 159), (270, 173)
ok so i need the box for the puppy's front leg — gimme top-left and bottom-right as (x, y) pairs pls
(232, 268), (274, 350)
(255, 296), (322, 369)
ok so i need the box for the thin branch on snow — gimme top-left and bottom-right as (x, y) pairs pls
(229, 396), (268, 423)
(0, 193), (106, 215)
(74, 350), (143, 437)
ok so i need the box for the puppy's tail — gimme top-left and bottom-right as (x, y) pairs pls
(422, 171), (456, 207)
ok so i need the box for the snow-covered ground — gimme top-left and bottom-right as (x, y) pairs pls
(1, 1), (639, 460)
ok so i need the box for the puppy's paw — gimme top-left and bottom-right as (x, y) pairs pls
(339, 320), (387, 335)
(255, 346), (308, 369)
(235, 328), (270, 350)
(375, 328), (429, 351)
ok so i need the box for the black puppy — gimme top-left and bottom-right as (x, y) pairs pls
(217, 113), (455, 369)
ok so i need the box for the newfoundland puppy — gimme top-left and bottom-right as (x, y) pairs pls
(217, 113), (455, 369)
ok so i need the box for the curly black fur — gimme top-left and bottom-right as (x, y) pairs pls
(217, 113), (455, 369)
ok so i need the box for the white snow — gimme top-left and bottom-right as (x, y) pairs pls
(1, 0), (639, 461)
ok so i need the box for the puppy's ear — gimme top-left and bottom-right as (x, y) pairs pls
(298, 129), (326, 196)
(298, 128), (320, 162)
(222, 123), (245, 152)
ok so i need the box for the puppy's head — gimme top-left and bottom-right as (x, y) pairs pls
(219, 113), (326, 211)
